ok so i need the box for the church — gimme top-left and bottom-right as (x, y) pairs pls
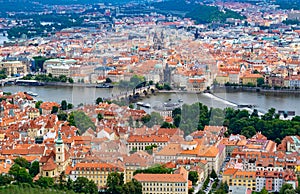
(39, 131), (70, 178)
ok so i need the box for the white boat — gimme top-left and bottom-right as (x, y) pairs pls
(27, 91), (38, 97)
(137, 102), (143, 106)
(136, 102), (151, 108)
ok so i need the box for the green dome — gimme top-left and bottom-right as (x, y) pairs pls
(154, 64), (163, 69)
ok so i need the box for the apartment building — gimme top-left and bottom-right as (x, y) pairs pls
(67, 162), (125, 188)
(134, 167), (189, 194)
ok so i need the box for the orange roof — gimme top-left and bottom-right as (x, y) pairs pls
(134, 173), (186, 183)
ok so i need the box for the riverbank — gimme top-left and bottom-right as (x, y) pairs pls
(213, 85), (300, 95)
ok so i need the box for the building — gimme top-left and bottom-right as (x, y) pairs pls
(39, 131), (70, 178)
(222, 169), (256, 191)
(44, 58), (79, 77)
(0, 61), (27, 76)
(66, 162), (125, 189)
(134, 167), (189, 194)
(240, 74), (263, 85)
(127, 134), (170, 151)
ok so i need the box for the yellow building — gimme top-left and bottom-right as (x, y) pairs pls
(215, 74), (229, 85)
(223, 169), (256, 191)
(0, 61), (27, 76)
(67, 162), (125, 188)
(134, 167), (189, 194)
(39, 131), (70, 178)
(241, 74), (263, 85)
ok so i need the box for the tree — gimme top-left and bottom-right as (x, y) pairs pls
(14, 157), (30, 169)
(210, 169), (217, 179)
(35, 177), (54, 188)
(67, 111), (96, 134)
(279, 183), (295, 194)
(51, 106), (59, 114)
(68, 77), (74, 83)
(97, 113), (103, 122)
(188, 171), (199, 185)
(122, 179), (142, 194)
(241, 126), (256, 138)
(106, 77), (112, 83)
(251, 109), (259, 117)
(260, 187), (268, 194)
(173, 114), (181, 128)
(67, 103), (73, 110)
(35, 100), (43, 109)
(96, 97), (103, 105)
(61, 100), (67, 110)
(161, 122), (176, 128)
(141, 112), (163, 128)
(106, 172), (124, 194)
(8, 164), (32, 184)
(257, 77), (264, 87)
(29, 161), (39, 177)
(57, 111), (68, 121)
(0, 174), (13, 186)
(73, 177), (97, 194)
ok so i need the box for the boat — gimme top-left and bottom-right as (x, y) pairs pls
(27, 91), (38, 97)
(136, 102), (151, 108)
(96, 83), (113, 88)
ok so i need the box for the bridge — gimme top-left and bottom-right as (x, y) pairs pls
(110, 84), (157, 102)
(0, 76), (23, 86)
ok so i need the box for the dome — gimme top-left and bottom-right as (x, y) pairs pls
(177, 62), (183, 67)
(154, 64), (163, 69)
(185, 135), (193, 142)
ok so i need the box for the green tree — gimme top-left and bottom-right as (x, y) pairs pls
(241, 126), (256, 138)
(35, 177), (54, 188)
(210, 169), (217, 179)
(68, 77), (74, 83)
(173, 114), (181, 128)
(14, 157), (30, 169)
(67, 103), (73, 110)
(188, 171), (199, 185)
(61, 100), (67, 110)
(67, 111), (96, 134)
(57, 111), (68, 121)
(257, 77), (264, 87)
(106, 172), (124, 194)
(8, 164), (32, 184)
(122, 179), (142, 194)
(161, 122), (176, 128)
(106, 77), (112, 83)
(35, 100), (43, 109)
(141, 112), (163, 128)
(0, 174), (13, 186)
(51, 106), (59, 114)
(73, 177), (97, 194)
(172, 107), (181, 118)
(97, 113), (103, 122)
(96, 97), (103, 105)
(29, 161), (39, 177)
(279, 183), (295, 194)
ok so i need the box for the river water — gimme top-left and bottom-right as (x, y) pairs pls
(1, 85), (300, 115)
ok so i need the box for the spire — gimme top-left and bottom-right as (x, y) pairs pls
(55, 130), (63, 145)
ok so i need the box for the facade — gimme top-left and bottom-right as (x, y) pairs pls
(67, 162), (125, 188)
(39, 131), (70, 178)
(44, 58), (78, 77)
(0, 61), (27, 76)
(127, 134), (170, 151)
(134, 167), (188, 194)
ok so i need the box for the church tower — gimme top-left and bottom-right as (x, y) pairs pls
(55, 130), (65, 164)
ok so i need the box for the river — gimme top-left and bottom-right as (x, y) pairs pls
(2, 85), (300, 115)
